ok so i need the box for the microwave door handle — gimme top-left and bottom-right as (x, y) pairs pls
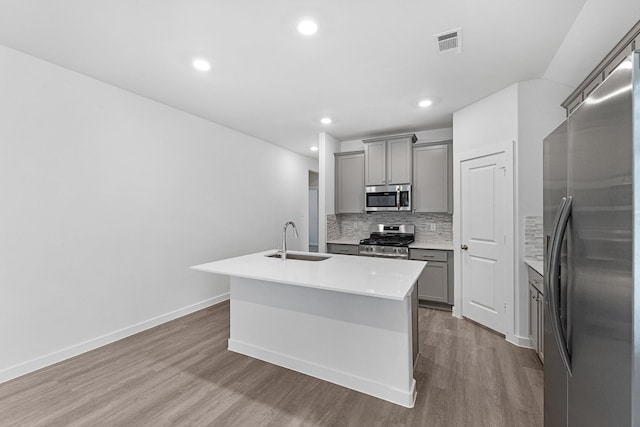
(396, 187), (400, 211)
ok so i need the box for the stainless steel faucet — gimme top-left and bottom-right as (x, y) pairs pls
(281, 221), (299, 260)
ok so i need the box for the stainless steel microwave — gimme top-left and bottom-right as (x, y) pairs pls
(365, 184), (411, 212)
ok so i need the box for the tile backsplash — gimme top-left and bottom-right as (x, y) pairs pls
(328, 212), (452, 243)
(524, 216), (544, 261)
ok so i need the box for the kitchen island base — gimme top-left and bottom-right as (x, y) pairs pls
(228, 276), (417, 408)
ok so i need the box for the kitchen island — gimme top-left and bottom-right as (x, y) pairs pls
(191, 250), (426, 407)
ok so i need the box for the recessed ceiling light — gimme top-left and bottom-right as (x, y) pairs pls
(320, 117), (332, 125)
(418, 99), (433, 108)
(310, 146), (319, 152)
(192, 58), (211, 72)
(297, 19), (318, 36)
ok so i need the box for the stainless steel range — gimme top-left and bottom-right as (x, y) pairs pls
(358, 224), (415, 259)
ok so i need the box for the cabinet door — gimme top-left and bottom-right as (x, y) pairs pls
(387, 138), (413, 184)
(529, 284), (539, 352)
(326, 243), (359, 255)
(538, 292), (544, 362)
(364, 141), (387, 185)
(335, 152), (364, 213)
(416, 261), (448, 303)
(413, 143), (450, 212)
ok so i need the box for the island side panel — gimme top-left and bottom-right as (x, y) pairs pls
(228, 276), (416, 407)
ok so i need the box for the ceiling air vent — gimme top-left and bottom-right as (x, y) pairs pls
(435, 28), (462, 54)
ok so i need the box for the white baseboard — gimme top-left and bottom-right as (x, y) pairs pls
(507, 334), (533, 349)
(0, 293), (229, 384)
(228, 338), (416, 408)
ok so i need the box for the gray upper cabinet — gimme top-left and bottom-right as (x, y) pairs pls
(412, 141), (452, 213)
(335, 151), (365, 214)
(363, 134), (416, 186)
(363, 141), (386, 186)
(387, 137), (413, 184)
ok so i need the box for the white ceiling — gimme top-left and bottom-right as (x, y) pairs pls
(0, 1), (594, 157)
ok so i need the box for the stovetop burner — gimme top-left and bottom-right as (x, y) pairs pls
(358, 224), (415, 259)
(359, 234), (415, 247)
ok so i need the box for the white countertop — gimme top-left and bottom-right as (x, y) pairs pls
(192, 250), (426, 301)
(524, 259), (544, 276)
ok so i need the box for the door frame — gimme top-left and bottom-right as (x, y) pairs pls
(453, 140), (515, 342)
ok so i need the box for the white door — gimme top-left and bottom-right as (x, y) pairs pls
(460, 152), (506, 333)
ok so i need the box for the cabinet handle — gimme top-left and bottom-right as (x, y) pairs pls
(461, 245), (468, 250)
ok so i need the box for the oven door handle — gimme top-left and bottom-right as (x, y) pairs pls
(358, 252), (408, 260)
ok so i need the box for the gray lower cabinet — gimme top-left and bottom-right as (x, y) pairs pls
(409, 249), (452, 304)
(335, 151), (364, 214)
(527, 265), (544, 362)
(327, 243), (359, 256)
(528, 284), (539, 353)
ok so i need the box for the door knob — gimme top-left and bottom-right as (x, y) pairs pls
(461, 244), (468, 250)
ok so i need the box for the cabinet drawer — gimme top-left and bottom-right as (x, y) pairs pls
(327, 243), (359, 256)
(409, 249), (447, 262)
(527, 266), (543, 293)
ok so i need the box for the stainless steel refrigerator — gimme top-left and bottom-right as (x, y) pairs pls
(543, 51), (639, 426)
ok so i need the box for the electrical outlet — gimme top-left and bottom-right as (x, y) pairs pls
(426, 223), (437, 231)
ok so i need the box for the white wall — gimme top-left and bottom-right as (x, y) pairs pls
(452, 84), (518, 340)
(453, 86), (519, 152)
(0, 45), (316, 382)
(452, 80), (570, 345)
(318, 132), (339, 253)
(515, 79), (571, 338)
(544, 0), (640, 88)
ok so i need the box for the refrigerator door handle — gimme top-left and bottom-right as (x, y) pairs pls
(545, 197), (566, 284)
(545, 195), (573, 376)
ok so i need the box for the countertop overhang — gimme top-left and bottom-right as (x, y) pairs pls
(191, 250), (426, 301)
(524, 259), (544, 276)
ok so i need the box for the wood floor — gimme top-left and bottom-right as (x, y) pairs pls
(0, 301), (543, 426)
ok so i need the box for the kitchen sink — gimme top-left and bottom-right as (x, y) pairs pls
(266, 252), (330, 261)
